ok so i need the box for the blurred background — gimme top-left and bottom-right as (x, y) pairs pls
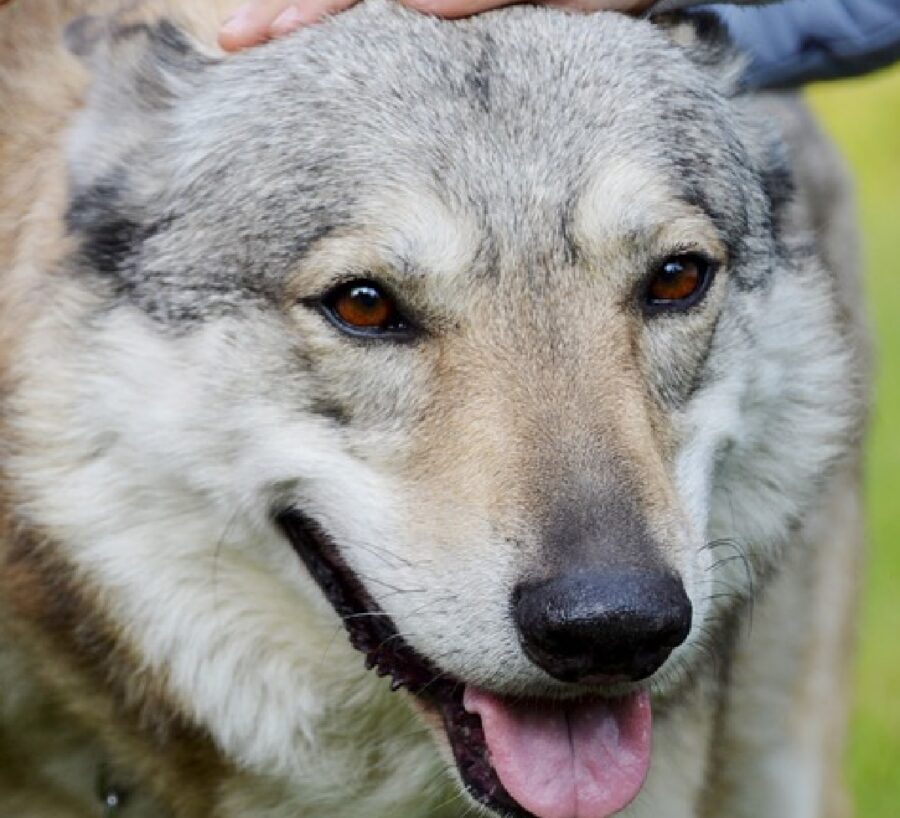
(808, 65), (900, 816)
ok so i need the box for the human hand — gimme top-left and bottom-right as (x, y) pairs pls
(219, 0), (656, 52)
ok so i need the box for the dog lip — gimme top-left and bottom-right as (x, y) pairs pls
(276, 510), (450, 696)
(276, 510), (536, 818)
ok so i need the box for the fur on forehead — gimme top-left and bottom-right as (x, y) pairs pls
(66, 2), (747, 181)
(64, 1), (783, 320)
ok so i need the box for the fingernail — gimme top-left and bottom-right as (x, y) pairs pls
(221, 3), (254, 34)
(271, 5), (308, 35)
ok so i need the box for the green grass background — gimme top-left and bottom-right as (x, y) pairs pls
(808, 66), (900, 816)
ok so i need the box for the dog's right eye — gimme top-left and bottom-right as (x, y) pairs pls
(319, 280), (413, 338)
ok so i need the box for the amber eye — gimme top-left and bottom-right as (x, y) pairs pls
(644, 254), (714, 312)
(321, 280), (411, 337)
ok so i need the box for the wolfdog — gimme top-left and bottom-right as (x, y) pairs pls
(0, 1), (868, 816)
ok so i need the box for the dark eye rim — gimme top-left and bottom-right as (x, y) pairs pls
(641, 253), (718, 316)
(314, 278), (418, 341)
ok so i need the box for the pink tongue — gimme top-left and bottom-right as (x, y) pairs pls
(463, 687), (652, 818)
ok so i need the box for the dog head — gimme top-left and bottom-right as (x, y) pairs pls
(7, 4), (863, 817)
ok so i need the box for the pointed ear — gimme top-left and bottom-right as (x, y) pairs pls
(650, 4), (799, 233)
(647, 0), (781, 88)
(64, 17), (217, 195)
(64, 14), (214, 69)
(649, 10), (747, 95)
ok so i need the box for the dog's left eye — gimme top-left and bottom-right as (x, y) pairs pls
(644, 254), (715, 313)
(320, 280), (412, 337)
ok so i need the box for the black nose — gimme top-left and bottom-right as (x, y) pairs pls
(513, 569), (692, 683)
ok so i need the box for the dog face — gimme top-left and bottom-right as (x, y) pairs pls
(7, 4), (862, 817)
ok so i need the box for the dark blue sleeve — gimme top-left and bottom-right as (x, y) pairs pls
(707, 0), (900, 89)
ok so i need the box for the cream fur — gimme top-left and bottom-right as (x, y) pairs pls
(0, 2), (867, 817)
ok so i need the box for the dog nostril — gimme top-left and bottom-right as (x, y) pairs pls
(513, 569), (692, 684)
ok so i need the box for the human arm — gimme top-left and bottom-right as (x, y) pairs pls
(650, 0), (900, 89)
(709, 0), (900, 89)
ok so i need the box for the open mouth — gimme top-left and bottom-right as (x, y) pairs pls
(278, 510), (652, 818)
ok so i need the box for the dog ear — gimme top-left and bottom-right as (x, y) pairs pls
(649, 7), (797, 229)
(65, 17), (216, 196)
(64, 18), (218, 281)
(649, 10), (747, 95)
(64, 14), (214, 73)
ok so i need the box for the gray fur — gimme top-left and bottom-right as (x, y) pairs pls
(1, 2), (867, 816)
(67, 3), (785, 321)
